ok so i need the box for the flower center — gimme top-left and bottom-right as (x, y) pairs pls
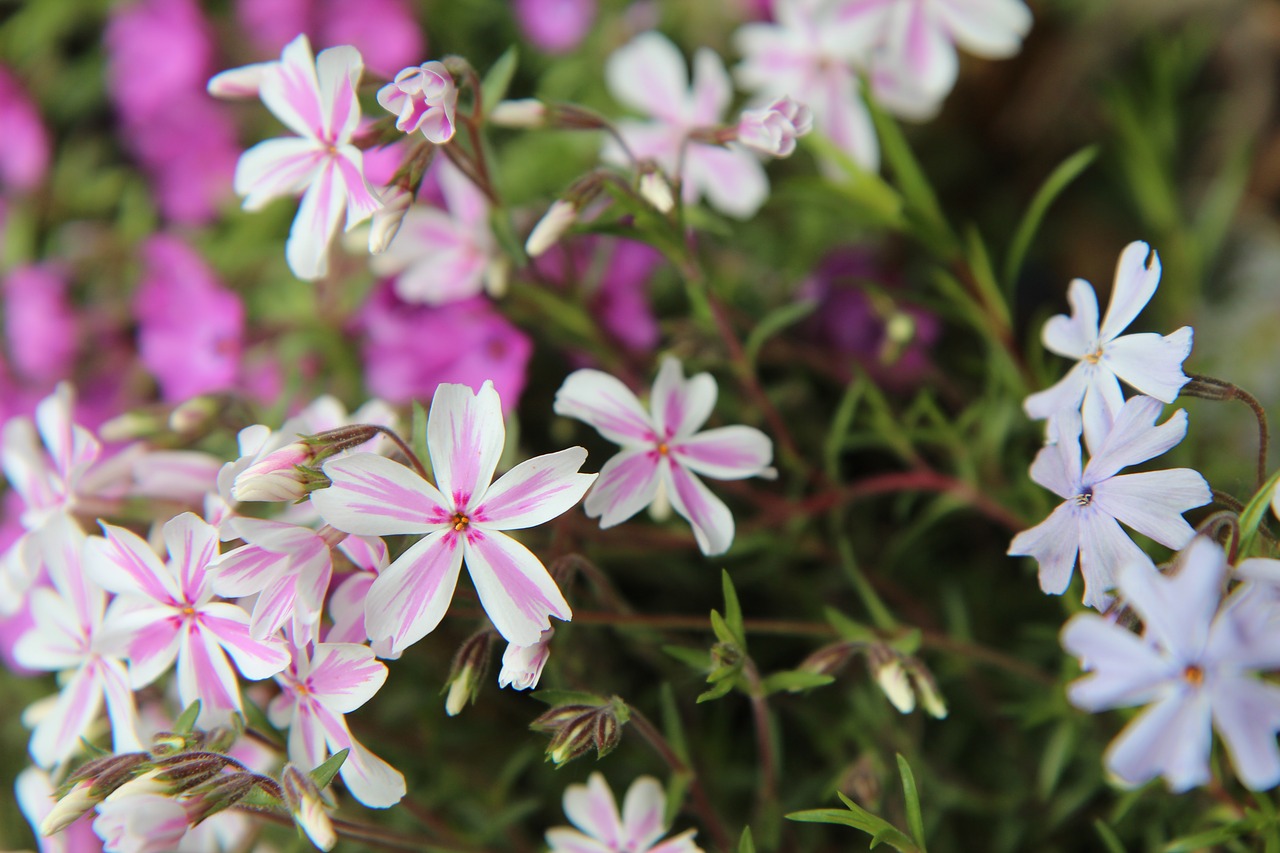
(1072, 488), (1093, 506)
(451, 512), (470, 532)
(656, 443), (669, 456)
(1084, 346), (1104, 364)
(1183, 664), (1205, 686)
(180, 606), (196, 617)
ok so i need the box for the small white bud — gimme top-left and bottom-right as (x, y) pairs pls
(638, 171), (674, 213)
(488, 98), (547, 128)
(525, 200), (578, 258)
(368, 186), (413, 254)
(40, 780), (97, 836)
(874, 658), (915, 714)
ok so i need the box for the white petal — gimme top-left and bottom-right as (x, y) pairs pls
(28, 665), (103, 767)
(563, 772), (623, 846)
(234, 137), (324, 211)
(314, 45), (364, 143)
(620, 776), (668, 850)
(1076, 509), (1149, 611)
(462, 530), (570, 646)
(583, 448), (663, 528)
(690, 47), (731, 124)
(313, 453), (451, 535)
(605, 32), (690, 124)
(1118, 537), (1224, 660)
(935, 0), (1032, 57)
(307, 642), (388, 713)
(684, 144), (770, 220)
(364, 530), (465, 658)
(311, 703), (406, 808)
(1099, 241), (1161, 342)
(554, 370), (657, 446)
(882, 0), (957, 98)
(85, 522), (179, 606)
(651, 357), (717, 441)
(1061, 614), (1173, 711)
(474, 447), (596, 530)
(259, 34), (324, 141)
(664, 460), (735, 556)
(1211, 675), (1280, 791)
(1040, 278), (1099, 360)
(428, 381), (506, 507)
(1007, 502), (1079, 596)
(1104, 328), (1193, 403)
(286, 159), (348, 280)
(199, 601), (291, 679)
(1083, 398), (1186, 482)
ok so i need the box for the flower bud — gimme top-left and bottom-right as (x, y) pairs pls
(368, 186), (413, 254)
(498, 628), (553, 691)
(868, 646), (914, 713)
(638, 169), (675, 214)
(443, 630), (494, 716)
(799, 641), (857, 677)
(169, 395), (222, 437)
(42, 752), (152, 835)
(907, 662), (948, 719)
(185, 773), (257, 825)
(377, 61), (457, 144)
(282, 765), (336, 851)
(40, 780), (98, 836)
(232, 441), (314, 502)
(525, 200), (579, 258)
(735, 96), (813, 158)
(531, 697), (629, 765)
(488, 98), (548, 128)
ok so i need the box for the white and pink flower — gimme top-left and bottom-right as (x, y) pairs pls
(546, 772), (703, 853)
(376, 61), (457, 144)
(735, 96), (813, 158)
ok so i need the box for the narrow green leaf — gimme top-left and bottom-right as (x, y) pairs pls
(662, 645), (712, 670)
(824, 375), (867, 481)
(309, 748), (349, 789)
(721, 570), (746, 645)
(761, 670), (836, 695)
(480, 46), (519, 114)
(739, 826), (756, 853)
(896, 755), (926, 852)
(411, 400), (430, 479)
(744, 299), (820, 372)
(710, 610), (737, 647)
(1164, 821), (1256, 852)
(1002, 146), (1098, 292)
(798, 134), (905, 228)
(173, 700), (201, 735)
(658, 682), (689, 762)
(864, 93), (954, 255)
(1238, 467), (1280, 557)
(788, 795), (918, 852)
(697, 676), (737, 704)
(1093, 819), (1126, 853)
(963, 225), (1011, 333)
(1037, 721), (1076, 800)
(663, 772), (693, 829)
(824, 607), (877, 643)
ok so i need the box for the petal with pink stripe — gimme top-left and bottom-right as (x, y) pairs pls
(672, 425), (772, 480)
(199, 601), (290, 680)
(313, 453), (451, 535)
(582, 448), (662, 528)
(650, 356), (717, 441)
(364, 530), (465, 658)
(307, 643), (388, 713)
(428, 381), (505, 509)
(663, 460), (735, 556)
(553, 369), (655, 446)
(474, 447), (596, 530)
(463, 529), (569, 646)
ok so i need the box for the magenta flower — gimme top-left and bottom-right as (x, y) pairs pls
(15, 516), (143, 768)
(734, 0), (879, 170)
(221, 34), (382, 280)
(311, 381), (596, 655)
(4, 264), (77, 385)
(369, 158), (499, 304)
(1062, 537), (1280, 791)
(377, 62), (457, 144)
(554, 357), (774, 556)
(546, 772), (703, 853)
(1024, 241), (1193, 452)
(0, 66), (50, 192)
(87, 513), (290, 726)
(735, 95), (813, 157)
(354, 284), (532, 412)
(1008, 397), (1211, 610)
(133, 236), (245, 403)
(603, 32), (769, 219)
(235, 0), (424, 79)
(513, 0), (597, 54)
(268, 639), (406, 807)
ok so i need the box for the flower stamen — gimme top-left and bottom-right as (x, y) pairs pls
(451, 513), (470, 532)
(1183, 665), (1204, 686)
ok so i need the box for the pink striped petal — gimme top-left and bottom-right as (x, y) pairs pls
(690, 47), (731, 124)
(86, 523), (179, 606)
(582, 448), (662, 528)
(248, 575), (301, 641)
(311, 702), (406, 807)
(313, 453), (451, 535)
(554, 369), (656, 446)
(234, 137), (324, 211)
(163, 512), (219, 605)
(210, 544), (289, 599)
(99, 657), (144, 754)
(198, 601), (290, 680)
(428, 381), (505, 509)
(286, 158), (347, 280)
(474, 447), (596, 530)
(664, 461), (735, 556)
(314, 45), (364, 144)
(671, 426), (772, 480)
(260, 34), (325, 141)
(364, 530), (465, 658)
(620, 776), (667, 850)
(339, 535), (388, 572)
(604, 32), (690, 124)
(308, 643), (388, 713)
(685, 142), (770, 220)
(651, 356), (716, 441)
(462, 529), (570, 646)
(177, 623), (243, 726)
(208, 62), (273, 99)
(335, 145), (381, 228)
(36, 383), (98, 481)
(326, 573), (375, 645)
(29, 664), (102, 767)
(98, 603), (182, 688)
(17, 587), (87, 671)
(563, 772), (622, 846)
(884, 0), (957, 98)
(286, 700), (329, 771)
(935, 0), (1032, 57)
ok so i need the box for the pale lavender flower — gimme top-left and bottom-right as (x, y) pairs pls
(499, 627), (553, 690)
(1062, 536), (1280, 791)
(554, 356), (774, 556)
(1024, 241), (1193, 452)
(87, 513), (290, 727)
(0, 66), (50, 192)
(268, 638), (406, 807)
(1008, 396), (1211, 610)
(377, 62), (457, 144)
(546, 772), (703, 853)
(311, 381), (595, 655)
(603, 32), (769, 219)
(735, 95), (813, 157)
(513, 0), (597, 54)
(218, 34), (382, 280)
(734, 0), (879, 170)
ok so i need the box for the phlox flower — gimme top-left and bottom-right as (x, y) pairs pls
(369, 158), (502, 305)
(92, 792), (193, 853)
(734, 0), (879, 170)
(377, 61), (457, 144)
(546, 772), (703, 853)
(311, 381), (596, 655)
(1008, 396), (1211, 610)
(87, 513), (290, 727)
(4, 264), (77, 386)
(324, 535), (389, 645)
(499, 627), (553, 691)
(1024, 241), (1193, 452)
(268, 637), (406, 807)
(1062, 536), (1280, 791)
(554, 357), (774, 556)
(234, 0), (424, 79)
(603, 32), (769, 219)
(514, 0), (597, 54)
(15, 516), (143, 768)
(735, 96), (813, 158)
(219, 34), (381, 280)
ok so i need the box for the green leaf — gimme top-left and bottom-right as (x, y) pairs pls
(798, 134), (905, 228)
(1001, 145), (1098, 292)
(1037, 721), (1076, 800)
(710, 610), (738, 647)
(1164, 821), (1257, 852)
(173, 700), (201, 735)
(721, 570), (746, 645)
(696, 676), (737, 704)
(963, 226), (1011, 333)
(480, 46), (519, 114)
(411, 400), (430, 479)
(824, 375), (867, 481)
(863, 93), (954, 256)
(663, 645), (712, 671)
(658, 682), (689, 762)
(1239, 467), (1280, 557)
(739, 826), (756, 853)
(309, 748), (349, 790)
(1093, 819), (1127, 853)
(896, 755), (926, 852)
(664, 771), (693, 829)
(788, 793), (919, 853)
(825, 607), (877, 644)
(744, 299), (819, 373)
(761, 670), (836, 695)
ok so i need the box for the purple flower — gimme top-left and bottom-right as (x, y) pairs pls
(1025, 241), (1193, 452)
(236, 0), (424, 79)
(554, 356), (774, 556)
(603, 32), (769, 219)
(1008, 396), (1211, 609)
(133, 236), (245, 403)
(4, 264), (77, 385)
(311, 381), (596, 655)
(1062, 536), (1280, 791)
(546, 773), (703, 853)
(513, 0), (597, 54)
(0, 66), (50, 192)
(354, 283), (532, 412)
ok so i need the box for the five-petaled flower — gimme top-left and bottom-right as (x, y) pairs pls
(311, 381), (596, 656)
(1024, 240), (1193, 452)
(217, 34), (381, 281)
(554, 356), (774, 557)
(1061, 536), (1280, 792)
(377, 61), (457, 144)
(1008, 397), (1211, 610)
(546, 772), (703, 853)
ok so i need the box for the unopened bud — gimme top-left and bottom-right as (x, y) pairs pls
(525, 200), (579, 258)
(369, 186), (413, 254)
(443, 631), (494, 716)
(799, 641), (857, 677)
(232, 442), (313, 502)
(186, 773), (257, 824)
(488, 98), (547, 128)
(484, 255), (510, 299)
(907, 662), (948, 719)
(638, 169), (675, 213)
(498, 628), (553, 691)
(169, 396), (222, 437)
(868, 646), (914, 714)
(282, 765), (336, 851)
(40, 780), (98, 836)
(43, 752), (151, 834)
(98, 408), (166, 442)
(735, 96), (813, 158)
(531, 697), (629, 765)
(103, 768), (170, 802)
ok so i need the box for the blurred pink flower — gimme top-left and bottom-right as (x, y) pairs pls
(133, 236), (245, 403)
(513, 0), (597, 54)
(355, 282), (532, 412)
(4, 264), (78, 385)
(534, 237), (662, 353)
(0, 66), (50, 192)
(236, 0), (424, 78)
